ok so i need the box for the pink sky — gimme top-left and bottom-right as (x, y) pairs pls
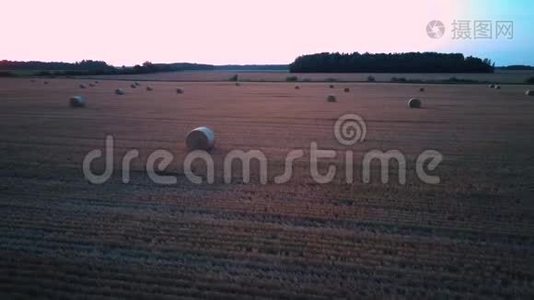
(0, 0), (471, 65)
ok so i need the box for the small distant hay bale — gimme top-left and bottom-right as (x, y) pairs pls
(409, 98), (422, 108)
(94, 81), (99, 84)
(146, 86), (153, 91)
(489, 83), (495, 88)
(176, 88), (184, 94)
(495, 85), (501, 89)
(69, 96), (86, 108)
(526, 90), (534, 96)
(89, 83), (95, 87)
(115, 88), (124, 95)
(186, 127), (215, 151)
(329, 84), (335, 89)
(419, 87), (425, 92)
(79, 84), (86, 89)
(344, 87), (350, 92)
(295, 85), (300, 90)
(134, 82), (140, 86)
(130, 84), (137, 89)
(286, 76), (298, 82)
(327, 95), (337, 102)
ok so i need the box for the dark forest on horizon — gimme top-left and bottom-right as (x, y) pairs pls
(289, 52), (495, 73)
(2, 52), (532, 77)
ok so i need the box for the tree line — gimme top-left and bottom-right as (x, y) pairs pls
(0, 60), (114, 72)
(0, 60), (214, 76)
(289, 52), (495, 73)
(0, 52), (501, 77)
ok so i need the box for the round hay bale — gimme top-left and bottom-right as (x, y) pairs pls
(134, 82), (140, 86)
(295, 85), (300, 90)
(69, 96), (86, 108)
(146, 86), (153, 91)
(327, 95), (337, 102)
(419, 87), (425, 92)
(186, 127), (215, 151)
(409, 98), (422, 108)
(115, 88), (124, 95)
(495, 85), (501, 89)
(329, 84), (335, 89)
(526, 90), (534, 96)
(79, 84), (87, 89)
(176, 88), (184, 94)
(489, 83), (495, 88)
(344, 87), (350, 92)
(130, 84), (137, 89)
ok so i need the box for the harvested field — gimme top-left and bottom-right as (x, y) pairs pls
(86, 70), (534, 84)
(0, 77), (533, 298)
